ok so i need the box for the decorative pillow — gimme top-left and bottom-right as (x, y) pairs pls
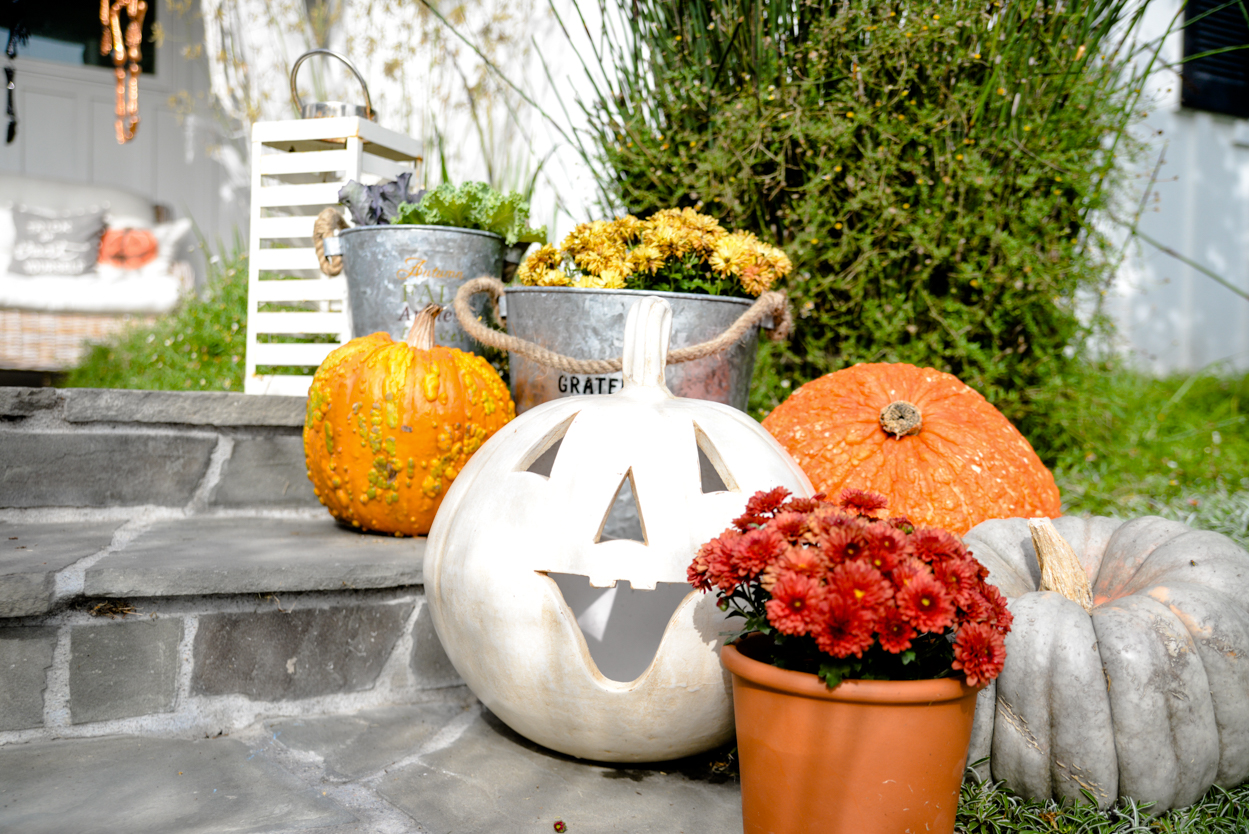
(9, 205), (106, 276)
(95, 218), (193, 282)
(99, 227), (160, 269)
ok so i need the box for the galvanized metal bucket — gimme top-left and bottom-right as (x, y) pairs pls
(504, 286), (761, 413)
(339, 225), (503, 352)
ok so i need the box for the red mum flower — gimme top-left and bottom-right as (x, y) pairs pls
(860, 522), (912, 574)
(734, 487), (792, 530)
(895, 571), (956, 633)
(959, 589), (994, 624)
(933, 555), (979, 607)
(780, 494), (825, 514)
(837, 488), (889, 518)
(982, 583), (1014, 633)
(730, 526), (787, 581)
(761, 545), (829, 590)
(818, 523), (870, 564)
(910, 527), (967, 563)
(770, 511), (809, 544)
(694, 529), (744, 592)
(830, 560), (893, 611)
(875, 604), (917, 653)
(952, 622), (1008, 687)
(889, 556), (930, 589)
(814, 589), (876, 658)
(887, 516), (915, 534)
(765, 571), (828, 636)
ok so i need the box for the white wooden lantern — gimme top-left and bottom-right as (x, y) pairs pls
(424, 296), (813, 762)
(244, 116), (422, 396)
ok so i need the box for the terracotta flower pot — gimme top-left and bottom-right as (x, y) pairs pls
(721, 637), (981, 834)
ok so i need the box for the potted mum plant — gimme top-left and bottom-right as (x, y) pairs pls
(690, 487), (1012, 834)
(330, 177), (546, 353)
(502, 208), (792, 412)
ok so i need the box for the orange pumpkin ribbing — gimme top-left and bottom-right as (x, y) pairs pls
(303, 326), (515, 536)
(762, 363), (1060, 535)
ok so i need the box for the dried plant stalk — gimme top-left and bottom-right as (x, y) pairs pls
(1029, 518), (1093, 613)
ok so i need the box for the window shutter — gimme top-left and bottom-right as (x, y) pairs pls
(1182, 0), (1249, 118)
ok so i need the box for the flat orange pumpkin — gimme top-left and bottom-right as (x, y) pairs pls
(762, 362), (1060, 534)
(304, 305), (515, 536)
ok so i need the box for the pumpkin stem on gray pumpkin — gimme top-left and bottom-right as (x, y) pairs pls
(879, 401), (922, 438)
(1028, 518), (1093, 612)
(405, 304), (442, 350)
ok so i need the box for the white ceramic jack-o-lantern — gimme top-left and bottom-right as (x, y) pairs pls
(424, 296), (813, 762)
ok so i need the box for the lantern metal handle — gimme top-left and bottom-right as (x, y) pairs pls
(289, 49), (375, 121)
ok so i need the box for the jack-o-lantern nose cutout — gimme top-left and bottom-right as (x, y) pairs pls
(597, 469), (646, 544)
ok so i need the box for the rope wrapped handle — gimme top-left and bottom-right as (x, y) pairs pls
(453, 277), (792, 375)
(312, 207), (349, 276)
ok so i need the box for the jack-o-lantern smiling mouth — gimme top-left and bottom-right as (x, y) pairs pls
(542, 571), (695, 684)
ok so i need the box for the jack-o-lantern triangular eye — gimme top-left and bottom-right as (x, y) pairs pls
(519, 413), (578, 478)
(596, 469), (646, 544)
(694, 423), (736, 494)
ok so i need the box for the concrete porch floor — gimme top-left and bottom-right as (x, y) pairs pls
(0, 691), (741, 833)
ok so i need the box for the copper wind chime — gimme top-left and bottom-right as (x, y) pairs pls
(100, 0), (146, 144)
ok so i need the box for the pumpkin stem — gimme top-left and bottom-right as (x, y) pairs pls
(1028, 517), (1093, 612)
(879, 401), (923, 438)
(405, 304), (442, 350)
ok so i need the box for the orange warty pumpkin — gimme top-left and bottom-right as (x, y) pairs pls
(761, 362), (1060, 534)
(304, 305), (515, 536)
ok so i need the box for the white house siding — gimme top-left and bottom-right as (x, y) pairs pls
(1108, 0), (1249, 374)
(0, 6), (244, 280)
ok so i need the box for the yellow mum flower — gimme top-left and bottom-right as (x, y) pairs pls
(534, 269), (572, 287)
(709, 230), (754, 277)
(612, 214), (645, 242)
(627, 244), (665, 275)
(516, 244), (564, 286)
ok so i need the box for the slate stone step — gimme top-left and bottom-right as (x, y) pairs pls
(0, 515), (450, 744)
(0, 692), (742, 833)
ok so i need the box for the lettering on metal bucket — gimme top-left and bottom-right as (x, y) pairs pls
(558, 375), (623, 395)
(396, 257), (466, 281)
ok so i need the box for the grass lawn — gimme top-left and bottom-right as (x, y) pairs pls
(1050, 364), (1249, 549)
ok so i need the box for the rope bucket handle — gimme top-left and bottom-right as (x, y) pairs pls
(312, 207), (349, 276)
(453, 277), (793, 375)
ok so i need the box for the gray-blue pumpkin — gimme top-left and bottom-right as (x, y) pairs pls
(963, 515), (1249, 812)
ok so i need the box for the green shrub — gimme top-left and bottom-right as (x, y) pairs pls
(64, 249), (249, 391)
(574, 0), (1158, 455)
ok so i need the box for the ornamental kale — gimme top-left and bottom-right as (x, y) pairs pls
(392, 182), (547, 247)
(337, 173), (423, 226)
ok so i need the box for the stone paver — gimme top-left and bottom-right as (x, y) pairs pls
(268, 696), (476, 781)
(0, 627), (56, 730)
(86, 517), (424, 597)
(0, 387), (56, 417)
(70, 619), (182, 724)
(0, 431), (217, 508)
(209, 437), (319, 508)
(375, 704), (742, 834)
(0, 520), (124, 616)
(62, 388), (306, 427)
(0, 693), (742, 833)
(409, 603), (461, 688)
(192, 601), (414, 701)
(0, 735), (354, 834)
